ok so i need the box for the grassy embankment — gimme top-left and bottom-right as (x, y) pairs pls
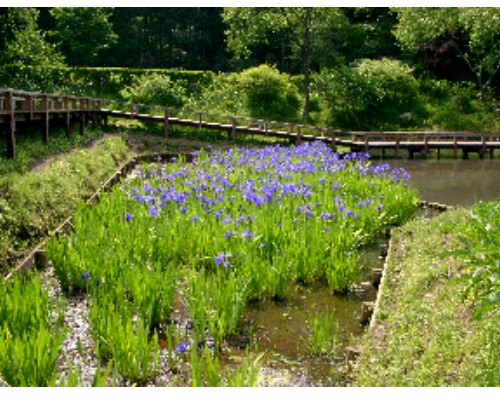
(353, 201), (499, 386)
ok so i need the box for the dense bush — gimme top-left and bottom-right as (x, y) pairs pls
(313, 58), (426, 130)
(0, 65), (215, 99)
(419, 79), (500, 132)
(186, 73), (245, 116)
(238, 64), (301, 121)
(120, 73), (187, 108)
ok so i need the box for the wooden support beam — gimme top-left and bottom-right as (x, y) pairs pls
(164, 109), (170, 137)
(79, 112), (85, 135)
(296, 125), (302, 145)
(5, 90), (16, 159)
(64, 96), (71, 138)
(230, 117), (237, 140)
(42, 95), (49, 144)
(481, 134), (486, 159)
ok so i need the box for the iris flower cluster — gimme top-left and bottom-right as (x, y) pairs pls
(120, 142), (413, 270)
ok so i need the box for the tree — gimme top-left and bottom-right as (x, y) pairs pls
(50, 7), (117, 66)
(222, 7), (346, 121)
(103, 8), (227, 70)
(313, 58), (424, 130)
(393, 7), (500, 99)
(0, 7), (63, 67)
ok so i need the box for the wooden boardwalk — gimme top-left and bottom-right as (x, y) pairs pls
(2, 88), (500, 160)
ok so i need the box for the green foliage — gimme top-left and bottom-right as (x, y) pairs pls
(419, 79), (500, 132)
(88, 297), (160, 384)
(186, 73), (244, 116)
(393, 7), (500, 96)
(188, 345), (262, 387)
(314, 58), (424, 130)
(451, 201), (500, 318)
(0, 135), (129, 273)
(0, 8), (64, 68)
(0, 65), (215, 99)
(120, 73), (187, 108)
(225, 351), (262, 387)
(354, 207), (500, 386)
(222, 8), (346, 72)
(50, 7), (117, 67)
(0, 273), (66, 386)
(307, 312), (340, 355)
(238, 64), (301, 121)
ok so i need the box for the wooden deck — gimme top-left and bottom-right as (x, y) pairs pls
(2, 88), (499, 160)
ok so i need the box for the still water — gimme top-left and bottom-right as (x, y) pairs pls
(382, 159), (500, 206)
(240, 159), (499, 385)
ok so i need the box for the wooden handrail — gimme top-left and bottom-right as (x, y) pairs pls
(2, 88), (499, 144)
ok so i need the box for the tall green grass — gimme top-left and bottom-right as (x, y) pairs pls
(0, 273), (66, 386)
(44, 142), (418, 385)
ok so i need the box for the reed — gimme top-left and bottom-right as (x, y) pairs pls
(0, 273), (66, 386)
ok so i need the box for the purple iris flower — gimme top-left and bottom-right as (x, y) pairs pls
(242, 229), (254, 239)
(149, 204), (159, 217)
(124, 212), (133, 223)
(215, 252), (232, 267)
(174, 341), (189, 353)
(81, 272), (90, 281)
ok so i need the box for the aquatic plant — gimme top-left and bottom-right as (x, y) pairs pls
(0, 273), (66, 386)
(45, 141), (418, 384)
(307, 311), (340, 355)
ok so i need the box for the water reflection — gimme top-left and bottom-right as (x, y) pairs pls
(380, 159), (500, 206)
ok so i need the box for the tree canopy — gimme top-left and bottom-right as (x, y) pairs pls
(393, 7), (500, 98)
(1, 6), (498, 116)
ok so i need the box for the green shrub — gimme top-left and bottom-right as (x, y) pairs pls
(0, 65), (215, 100)
(186, 73), (245, 116)
(238, 64), (301, 121)
(120, 73), (187, 108)
(419, 79), (500, 132)
(314, 58), (425, 130)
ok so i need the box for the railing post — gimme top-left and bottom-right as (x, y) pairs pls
(330, 130), (336, 146)
(395, 134), (400, 158)
(22, 94), (33, 120)
(453, 135), (458, 159)
(79, 97), (85, 135)
(5, 90), (16, 159)
(42, 94), (49, 144)
(164, 109), (170, 137)
(296, 125), (302, 145)
(481, 134), (486, 159)
(90, 98), (97, 126)
(64, 96), (71, 138)
(364, 134), (369, 153)
(230, 117), (237, 140)
(198, 112), (202, 129)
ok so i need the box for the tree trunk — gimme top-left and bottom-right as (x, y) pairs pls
(301, 8), (312, 122)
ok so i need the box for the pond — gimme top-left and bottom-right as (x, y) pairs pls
(241, 158), (500, 386)
(382, 158), (500, 206)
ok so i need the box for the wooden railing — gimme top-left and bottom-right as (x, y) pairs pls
(2, 88), (500, 160)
